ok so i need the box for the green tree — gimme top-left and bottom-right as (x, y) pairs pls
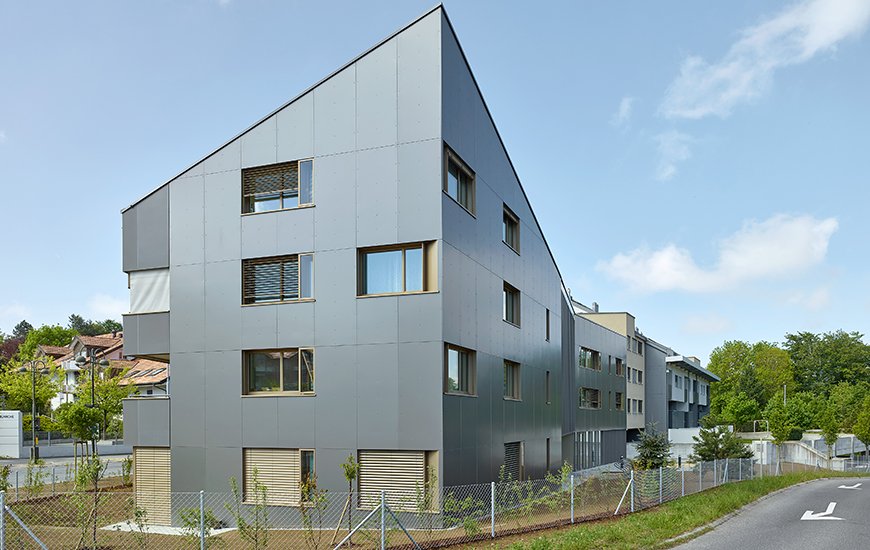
(719, 392), (761, 427)
(752, 342), (794, 404)
(852, 396), (870, 460)
(68, 315), (122, 337)
(12, 320), (33, 339)
(784, 391), (823, 431)
(76, 365), (136, 439)
(15, 324), (78, 361)
(819, 405), (840, 460)
(826, 381), (869, 432)
(690, 423), (753, 461)
(0, 364), (60, 414)
(54, 400), (103, 455)
(633, 424), (671, 470)
(764, 394), (792, 474)
(786, 330), (870, 394)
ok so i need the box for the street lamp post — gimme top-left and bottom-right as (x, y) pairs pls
(74, 351), (110, 453)
(18, 359), (48, 460)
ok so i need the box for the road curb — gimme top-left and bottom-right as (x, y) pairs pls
(660, 477), (837, 548)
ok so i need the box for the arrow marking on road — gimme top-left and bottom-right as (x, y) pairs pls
(801, 502), (844, 521)
(838, 483), (862, 490)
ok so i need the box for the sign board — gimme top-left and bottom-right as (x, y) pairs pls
(0, 410), (23, 459)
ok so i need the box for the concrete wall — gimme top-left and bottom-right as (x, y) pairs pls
(439, 12), (563, 485)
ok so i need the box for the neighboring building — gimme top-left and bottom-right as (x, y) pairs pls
(644, 339), (718, 431)
(117, 359), (169, 396)
(45, 333), (124, 409)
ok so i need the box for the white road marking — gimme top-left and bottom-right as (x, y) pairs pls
(837, 483), (862, 490)
(801, 501), (844, 521)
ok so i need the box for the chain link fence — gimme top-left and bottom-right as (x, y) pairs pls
(0, 458), (856, 549)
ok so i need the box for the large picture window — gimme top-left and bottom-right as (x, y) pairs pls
(358, 242), (437, 296)
(242, 254), (313, 304)
(444, 344), (476, 396)
(444, 147), (475, 214)
(242, 160), (313, 213)
(244, 349), (314, 395)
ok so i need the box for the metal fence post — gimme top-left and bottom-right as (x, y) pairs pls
(13, 472), (17, 502)
(713, 459), (717, 487)
(380, 490), (386, 550)
(739, 459), (742, 481)
(490, 481), (495, 538)
(629, 470), (635, 513)
(681, 467), (685, 497)
(1, 490), (5, 550)
(52, 467), (55, 496)
(199, 490), (205, 550)
(570, 474), (575, 523)
(658, 466), (663, 504)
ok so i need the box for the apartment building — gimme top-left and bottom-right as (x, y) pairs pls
(122, 5), (566, 522)
(644, 340), (718, 430)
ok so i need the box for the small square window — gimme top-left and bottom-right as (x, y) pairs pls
(504, 360), (521, 400)
(444, 147), (475, 214)
(444, 344), (476, 396)
(243, 349), (314, 395)
(503, 204), (520, 253)
(579, 387), (600, 409)
(503, 282), (521, 326)
(579, 347), (601, 371)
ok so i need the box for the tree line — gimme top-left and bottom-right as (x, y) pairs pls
(705, 330), (870, 450)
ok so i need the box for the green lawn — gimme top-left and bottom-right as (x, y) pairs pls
(465, 470), (865, 550)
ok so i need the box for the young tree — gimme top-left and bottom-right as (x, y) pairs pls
(852, 396), (870, 460)
(690, 424), (753, 461)
(0, 364), (60, 414)
(764, 394), (792, 474)
(633, 424), (671, 470)
(15, 324), (78, 361)
(819, 405), (840, 460)
(78, 366), (136, 437)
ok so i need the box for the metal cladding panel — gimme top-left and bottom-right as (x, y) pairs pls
(356, 38), (399, 150)
(356, 295), (398, 345)
(241, 396), (278, 448)
(574, 316), (628, 434)
(397, 10), (441, 144)
(205, 446), (241, 492)
(170, 445), (206, 493)
(204, 170), (242, 263)
(311, 152), (356, 252)
(122, 207), (138, 271)
(274, 206), (315, 255)
(397, 341), (442, 449)
(312, 249), (357, 347)
(240, 209), (279, 259)
(276, 396), (316, 449)
(202, 140), (241, 176)
(358, 450), (425, 510)
(313, 64), (356, 157)
(356, 146), (399, 247)
(645, 344), (669, 432)
(356, 343), (400, 449)
(169, 175), (204, 266)
(313, 345), (357, 449)
(204, 260), (242, 352)
(134, 447), (171, 525)
(203, 351), (242, 448)
(169, 263), (205, 353)
(397, 139), (442, 244)
(241, 115), (277, 168)
(275, 300), (315, 347)
(132, 185), (170, 270)
(240, 304), (278, 350)
(123, 312), (170, 357)
(169, 352), (205, 448)
(127, 398), (171, 447)
(277, 92), (314, 163)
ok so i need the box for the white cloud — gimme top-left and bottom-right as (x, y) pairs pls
(660, 0), (870, 119)
(597, 214), (838, 293)
(683, 314), (732, 335)
(655, 130), (693, 180)
(0, 130), (7, 144)
(787, 286), (831, 311)
(611, 96), (635, 127)
(88, 294), (127, 320)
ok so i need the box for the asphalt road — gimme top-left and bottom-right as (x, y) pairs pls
(676, 477), (869, 549)
(3, 455), (129, 485)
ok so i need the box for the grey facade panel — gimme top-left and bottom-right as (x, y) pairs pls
(123, 312), (170, 357)
(644, 343), (669, 432)
(123, 185), (169, 272)
(123, 397), (170, 447)
(122, 207), (138, 271)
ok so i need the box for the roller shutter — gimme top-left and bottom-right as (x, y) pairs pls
(243, 448), (301, 506)
(358, 450), (425, 511)
(504, 442), (524, 481)
(134, 447), (171, 525)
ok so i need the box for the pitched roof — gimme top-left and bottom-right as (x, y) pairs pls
(116, 359), (169, 386)
(37, 345), (72, 358)
(77, 335), (122, 349)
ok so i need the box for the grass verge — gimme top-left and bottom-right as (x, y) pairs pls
(462, 470), (866, 550)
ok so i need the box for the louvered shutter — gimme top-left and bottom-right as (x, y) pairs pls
(134, 447), (171, 525)
(358, 451), (425, 511)
(243, 256), (299, 304)
(504, 442), (523, 481)
(243, 449), (300, 506)
(243, 162), (299, 196)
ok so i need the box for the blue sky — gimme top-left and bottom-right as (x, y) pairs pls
(1, 0), (868, 363)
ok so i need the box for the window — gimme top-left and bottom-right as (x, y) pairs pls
(615, 392), (624, 411)
(358, 242), (437, 296)
(504, 360), (521, 400)
(579, 347), (601, 371)
(243, 349), (314, 394)
(545, 370), (551, 404)
(243, 254), (313, 304)
(545, 309), (550, 341)
(637, 340), (644, 356)
(300, 450), (315, 501)
(637, 370), (643, 384)
(444, 344), (476, 396)
(444, 147), (475, 214)
(243, 448), (312, 506)
(503, 204), (520, 253)
(638, 400), (644, 414)
(358, 451), (434, 511)
(242, 160), (313, 213)
(675, 375), (683, 389)
(628, 398), (634, 414)
(615, 358), (624, 377)
(579, 387), (600, 409)
(503, 282), (521, 326)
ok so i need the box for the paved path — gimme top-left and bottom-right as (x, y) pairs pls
(676, 477), (870, 549)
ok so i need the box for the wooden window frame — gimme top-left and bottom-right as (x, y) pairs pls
(357, 241), (438, 297)
(579, 347), (601, 371)
(615, 358), (624, 377)
(503, 282), (521, 327)
(615, 392), (624, 411)
(502, 204), (520, 254)
(443, 344), (477, 397)
(242, 253), (314, 305)
(242, 159), (314, 215)
(242, 348), (315, 396)
(579, 387), (601, 409)
(503, 360), (521, 401)
(443, 146), (476, 215)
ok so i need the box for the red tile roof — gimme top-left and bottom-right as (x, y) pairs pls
(116, 359), (169, 386)
(37, 345), (72, 358)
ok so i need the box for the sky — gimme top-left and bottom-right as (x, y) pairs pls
(1, 0), (868, 363)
